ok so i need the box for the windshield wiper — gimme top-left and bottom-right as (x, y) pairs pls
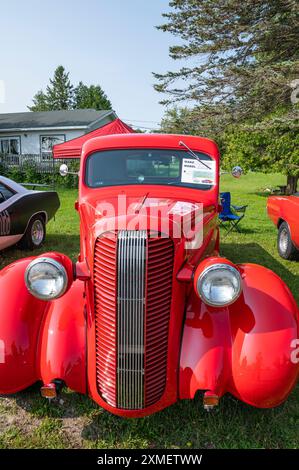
(179, 140), (211, 170)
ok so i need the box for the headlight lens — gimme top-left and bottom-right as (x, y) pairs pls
(196, 263), (242, 306)
(25, 258), (68, 300)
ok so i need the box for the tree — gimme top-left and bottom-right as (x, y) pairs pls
(159, 103), (236, 139)
(74, 82), (112, 110)
(28, 66), (74, 111)
(160, 107), (196, 134)
(28, 67), (113, 113)
(28, 90), (50, 112)
(155, 1), (299, 192)
(45, 65), (74, 110)
(221, 113), (299, 193)
(154, 1), (299, 121)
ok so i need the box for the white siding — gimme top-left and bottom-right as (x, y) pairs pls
(0, 129), (85, 154)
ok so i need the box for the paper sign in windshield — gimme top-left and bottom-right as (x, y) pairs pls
(168, 201), (200, 216)
(181, 158), (216, 185)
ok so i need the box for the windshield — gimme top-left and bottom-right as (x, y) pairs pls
(85, 149), (216, 190)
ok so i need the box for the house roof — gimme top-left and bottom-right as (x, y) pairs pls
(0, 109), (117, 132)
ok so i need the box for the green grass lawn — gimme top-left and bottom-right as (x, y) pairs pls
(0, 172), (298, 449)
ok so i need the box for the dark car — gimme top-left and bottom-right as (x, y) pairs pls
(0, 176), (60, 250)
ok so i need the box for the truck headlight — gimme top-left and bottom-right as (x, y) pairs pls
(196, 263), (242, 307)
(25, 257), (68, 300)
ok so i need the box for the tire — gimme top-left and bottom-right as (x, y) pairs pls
(277, 221), (298, 260)
(19, 215), (46, 250)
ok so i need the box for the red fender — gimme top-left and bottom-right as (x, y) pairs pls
(0, 258), (86, 395)
(180, 262), (299, 408)
(37, 280), (86, 393)
(0, 258), (44, 393)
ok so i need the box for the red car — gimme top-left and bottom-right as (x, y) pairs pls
(0, 134), (298, 418)
(267, 194), (299, 260)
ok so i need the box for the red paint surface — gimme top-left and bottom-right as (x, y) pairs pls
(267, 195), (299, 248)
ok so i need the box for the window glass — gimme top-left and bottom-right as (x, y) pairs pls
(0, 183), (15, 201)
(10, 138), (20, 155)
(0, 137), (21, 155)
(41, 134), (66, 152)
(41, 135), (65, 160)
(86, 149), (216, 190)
(1, 139), (9, 154)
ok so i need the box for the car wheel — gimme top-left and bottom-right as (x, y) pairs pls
(277, 222), (298, 260)
(19, 215), (46, 250)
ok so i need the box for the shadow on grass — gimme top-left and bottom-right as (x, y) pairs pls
(222, 241), (299, 306)
(221, 241), (298, 284)
(220, 227), (256, 236)
(0, 235), (80, 268)
(9, 375), (299, 448)
(12, 383), (97, 421)
(79, 389), (298, 448)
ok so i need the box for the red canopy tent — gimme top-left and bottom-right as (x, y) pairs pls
(53, 118), (135, 158)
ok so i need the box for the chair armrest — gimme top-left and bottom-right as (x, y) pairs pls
(232, 204), (248, 213)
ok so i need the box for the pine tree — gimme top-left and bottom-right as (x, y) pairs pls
(154, 0), (299, 121)
(28, 68), (113, 112)
(155, 0), (299, 193)
(45, 65), (74, 110)
(74, 82), (112, 110)
(28, 90), (50, 112)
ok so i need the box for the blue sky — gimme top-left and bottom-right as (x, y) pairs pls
(0, 0), (179, 129)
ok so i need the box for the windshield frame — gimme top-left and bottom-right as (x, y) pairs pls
(84, 147), (216, 191)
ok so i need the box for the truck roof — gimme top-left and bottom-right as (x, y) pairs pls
(81, 133), (220, 161)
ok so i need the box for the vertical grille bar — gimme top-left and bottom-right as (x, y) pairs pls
(117, 230), (146, 409)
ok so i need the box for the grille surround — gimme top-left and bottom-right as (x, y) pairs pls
(94, 231), (174, 410)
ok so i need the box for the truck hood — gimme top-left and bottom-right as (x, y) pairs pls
(80, 193), (208, 236)
(78, 190), (218, 261)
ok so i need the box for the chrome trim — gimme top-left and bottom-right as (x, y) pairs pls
(117, 230), (146, 409)
(196, 263), (242, 307)
(25, 257), (68, 300)
(31, 219), (45, 246)
(279, 226), (289, 254)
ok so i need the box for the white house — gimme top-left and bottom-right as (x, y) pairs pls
(0, 109), (117, 157)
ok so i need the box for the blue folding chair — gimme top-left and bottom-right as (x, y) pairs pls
(219, 192), (247, 234)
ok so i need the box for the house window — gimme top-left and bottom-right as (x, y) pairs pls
(40, 134), (65, 160)
(0, 136), (21, 155)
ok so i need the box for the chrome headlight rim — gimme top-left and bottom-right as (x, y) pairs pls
(25, 257), (68, 300)
(196, 263), (242, 307)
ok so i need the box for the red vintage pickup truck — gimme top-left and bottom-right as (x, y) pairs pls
(0, 134), (298, 417)
(267, 194), (299, 260)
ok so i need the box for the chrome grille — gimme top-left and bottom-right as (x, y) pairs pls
(117, 230), (146, 409)
(94, 233), (117, 407)
(94, 230), (174, 410)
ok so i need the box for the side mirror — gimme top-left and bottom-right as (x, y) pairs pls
(59, 163), (79, 177)
(59, 164), (69, 177)
(232, 166), (243, 178)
